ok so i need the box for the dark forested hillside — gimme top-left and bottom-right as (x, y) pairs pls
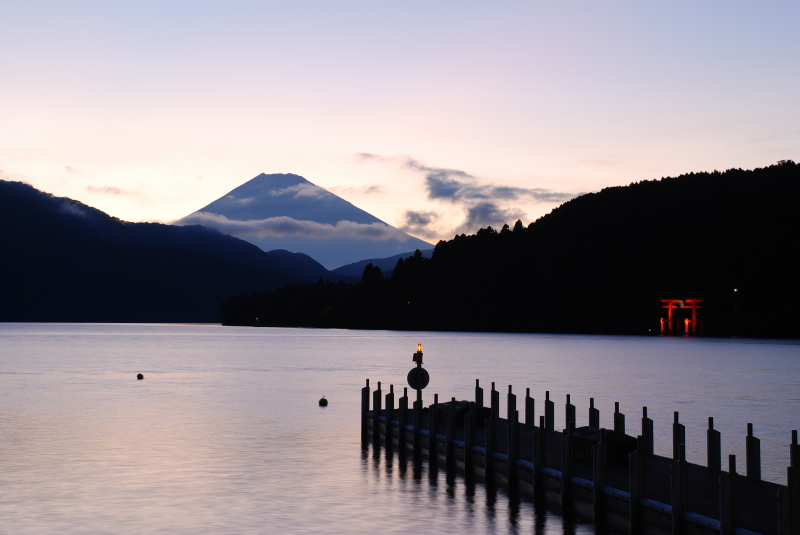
(221, 161), (800, 338)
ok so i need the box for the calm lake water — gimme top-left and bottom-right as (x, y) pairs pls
(1, 323), (798, 534)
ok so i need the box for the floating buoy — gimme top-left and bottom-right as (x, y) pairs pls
(137, 373), (144, 380)
(319, 396), (328, 407)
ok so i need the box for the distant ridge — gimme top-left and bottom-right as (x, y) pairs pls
(331, 249), (434, 278)
(221, 161), (800, 339)
(177, 173), (432, 269)
(0, 180), (355, 322)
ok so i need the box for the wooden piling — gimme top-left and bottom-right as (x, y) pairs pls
(508, 411), (520, 485)
(720, 455), (740, 534)
(491, 382), (500, 419)
(545, 391), (555, 431)
(475, 379), (484, 409)
(589, 397), (600, 429)
(507, 385), (516, 422)
(614, 402), (625, 434)
(385, 385), (395, 448)
(361, 379), (370, 440)
(525, 388), (535, 426)
(629, 435), (646, 530)
(641, 407), (654, 455)
(565, 394), (576, 431)
(430, 394), (439, 460)
(464, 402), (475, 468)
(746, 423), (762, 480)
(792, 430), (799, 472)
(373, 382), (383, 446)
(397, 387), (407, 447)
(707, 416), (721, 470)
(485, 415), (497, 475)
(533, 415), (546, 496)
(673, 412), (685, 461)
(446, 396), (456, 462)
(562, 420), (575, 508)
(593, 428), (608, 521)
(413, 399), (422, 453)
(670, 444), (688, 535)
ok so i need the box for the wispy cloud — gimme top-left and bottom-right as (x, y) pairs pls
(329, 184), (384, 196)
(65, 165), (80, 174)
(179, 212), (411, 242)
(399, 210), (441, 240)
(86, 185), (135, 195)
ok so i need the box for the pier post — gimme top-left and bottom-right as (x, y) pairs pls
(491, 382), (499, 419)
(614, 402), (625, 434)
(508, 411), (519, 485)
(746, 423), (761, 480)
(475, 379), (484, 409)
(413, 399), (421, 454)
(507, 385), (516, 423)
(430, 394), (439, 461)
(792, 430), (799, 472)
(642, 407), (654, 455)
(385, 385), (395, 447)
(464, 402), (475, 469)
(373, 382), (383, 446)
(670, 444), (688, 535)
(720, 455), (740, 534)
(562, 420), (575, 508)
(778, 432), (799, 535)
(629, 435), (646, 530)
(361, 379), (370, 441)
(533, 415), (546, 496)
(545, 391), (554, 431)
(593, 428), (608, 521)
(446, 397), (456, 463)
(673, 412), (685, 461)
(589, 397), (600, 429)
(485, 415), (497, 476)
(398, 387), (407, 448)
(565, 395), (576, 430)
(707, 417), (721, 470)
(525, 388), (535, 426)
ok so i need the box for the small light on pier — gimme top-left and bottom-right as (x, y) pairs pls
(417, 343), (422, 353)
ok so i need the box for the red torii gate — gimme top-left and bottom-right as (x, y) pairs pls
(661, 299), (703, 335)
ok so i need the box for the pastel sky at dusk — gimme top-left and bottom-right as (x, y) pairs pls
(2, 1), (798, 242)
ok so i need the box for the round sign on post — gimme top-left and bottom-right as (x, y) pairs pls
(407, 367), (430, 390)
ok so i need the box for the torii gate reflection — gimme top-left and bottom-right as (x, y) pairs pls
(660, 298), (703, 335)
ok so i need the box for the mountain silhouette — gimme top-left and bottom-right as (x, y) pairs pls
(221, 161), (800, 338)
(0, 180), (355, 322)
(177, 173), (432, 268)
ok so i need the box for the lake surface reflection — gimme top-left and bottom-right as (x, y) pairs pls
(0, 324), (797, 534)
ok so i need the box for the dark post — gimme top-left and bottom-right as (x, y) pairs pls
(720, 455), (740, 534)
(361, 379), (370, 440)
(642, 407), (654, 455)
(589, 397), (600, 429)
(565, 394), (576, 431)
(673, 412), (685, 461)
(507, 385), (517, 423)
(525, 388), (535, 426)
(508, 411), (519, 485)
(464, 401), (475, 468)
(446, 396), (456, 463)
(533, 415), (547, 496)
(475, 379), (484, 409)
(491, 382), (499, 419)
(413, 399), (422, 453)
(398, 387), (408, 447)
(777, 485), (799, 535)
(545, 391), (555, 431)
(485, 415), (496, 476)
(746, 423), (761, 480)
(561, 420), (575, 508)
(373, 382), (383, 446)
(385, 385), (395, 446)
(792, 430), (800, 472)
(707, 417), (721, 470)
(671, 444), (688, 535)
(593, 428), (608, 521)
(629, 435), (646, 529)
(430, 394), (439, 460)
(614, 402), (625, 434)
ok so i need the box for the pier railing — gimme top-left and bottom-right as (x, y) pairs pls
(361, 379), (800, 535)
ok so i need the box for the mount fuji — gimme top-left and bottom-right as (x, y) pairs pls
(177, 173), (432, 269)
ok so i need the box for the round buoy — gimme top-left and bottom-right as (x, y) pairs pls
(137, 373), (144, 380)
(318, 396), (328, 407)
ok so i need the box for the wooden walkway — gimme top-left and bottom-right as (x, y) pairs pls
(361, 380), (800, 535)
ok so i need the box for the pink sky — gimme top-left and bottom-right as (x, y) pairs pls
(1, 1), (798, 242)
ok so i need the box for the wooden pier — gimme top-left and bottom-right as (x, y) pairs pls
(361, 379), (800, 535)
